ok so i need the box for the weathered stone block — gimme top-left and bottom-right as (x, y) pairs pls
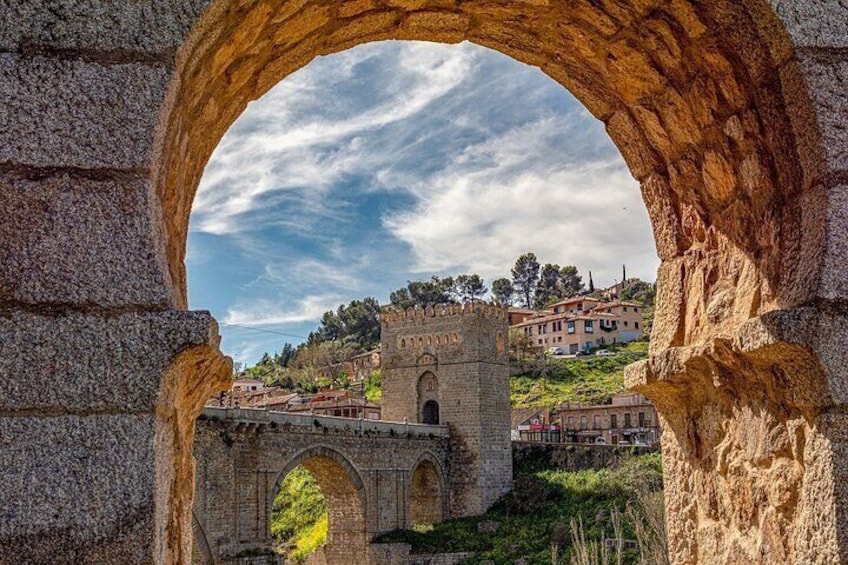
(0, 414), (157, 564)
(793, 51), (848, 178)
(0, 171), (174, 308)
(0, 0), (211, 53)
(0, 54), (169, 169)
(0, 310), (221, 413)
(769, 1), (848, 48)
(819, 184), (848, 300)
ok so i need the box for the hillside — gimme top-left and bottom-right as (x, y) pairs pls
(375, 453), (665, 565)
(510, 340), (649, 409)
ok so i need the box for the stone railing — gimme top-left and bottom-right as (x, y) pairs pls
(200, 406), (450, 439)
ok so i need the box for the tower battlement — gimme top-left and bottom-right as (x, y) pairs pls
(381, 303), (508, 368)
(381, 302), (508, 325)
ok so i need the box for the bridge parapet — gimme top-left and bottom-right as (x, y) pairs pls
(201, 406), (450, 438)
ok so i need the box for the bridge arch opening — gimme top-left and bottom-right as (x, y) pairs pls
(410, 457), (445, 527)
(272, 448), (368, 565)
(156, 2), (844, 564)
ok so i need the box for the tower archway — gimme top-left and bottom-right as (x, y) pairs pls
(417, 372), (440, 425)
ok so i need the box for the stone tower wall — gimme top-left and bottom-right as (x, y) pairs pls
(381, 304), (512, 515)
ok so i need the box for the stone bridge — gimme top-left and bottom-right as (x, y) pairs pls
(192, 407), (454, 565)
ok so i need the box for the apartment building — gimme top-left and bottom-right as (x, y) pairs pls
(558, 392), (660, 446)
(511, 296), (645, 353)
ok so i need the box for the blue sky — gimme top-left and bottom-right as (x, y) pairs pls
(186, 41), (658, 367)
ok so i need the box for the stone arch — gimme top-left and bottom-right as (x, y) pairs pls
(409, 452), (447, 527)
(148, 6), (847, 558)
(3, 2), (847, 565)
(191, 511), (216, 565)
(271, 446), (367, 565)
(417, 371), (439, 425)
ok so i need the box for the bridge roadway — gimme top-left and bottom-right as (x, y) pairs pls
(192, 407), (453, 565)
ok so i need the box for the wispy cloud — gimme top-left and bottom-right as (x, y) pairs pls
(382, 115), (653, 283)
(224, 293), (344, 326)
(191, 42), (475, 236)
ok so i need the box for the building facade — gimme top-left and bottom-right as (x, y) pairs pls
(512, 297), (645, 353)
(558, 392), (660, 446)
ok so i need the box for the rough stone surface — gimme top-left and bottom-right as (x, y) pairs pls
(0, 171), (174, 308)
(819, 184), (848, 299)
(626, 307), (848, 564)
(0, 1), (214, 53)
(793, 51), (848, 178)
(767, 1), (848, 48)
(0, 54), (169, 169)
(0, 414), (156, 565)
(0, 310), (230, 565)
(0, 310), (222, 412)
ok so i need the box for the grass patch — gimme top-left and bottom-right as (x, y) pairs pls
(510, 341), (648, 409)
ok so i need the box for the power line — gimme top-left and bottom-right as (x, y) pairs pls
(221, 323), (308, 340)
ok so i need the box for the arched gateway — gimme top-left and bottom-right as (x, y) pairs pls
(1, 2), (847, 564)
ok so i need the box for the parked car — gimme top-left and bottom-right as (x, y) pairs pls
(575, 350), (589, 357)
(595, 349), (615, 356)
(546, 346), (565, 356)
(594, 436), (607, 445)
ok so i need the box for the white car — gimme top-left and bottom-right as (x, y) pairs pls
(594, 436), (607, 445)
(595, 349), (615, 356)
(547, 346), (565, 356)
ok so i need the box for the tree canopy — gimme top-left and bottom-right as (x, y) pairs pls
(491, 278), (515, 306)
(511, 252), (540, 309)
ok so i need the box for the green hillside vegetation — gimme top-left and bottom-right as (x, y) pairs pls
(271, 466), (328, 562)
(364, 370), (382, 403)
(511, 340), (649, 409)
(375, 453), (665, 565)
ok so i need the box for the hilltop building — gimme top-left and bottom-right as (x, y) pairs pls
(511, 296), (645, 353)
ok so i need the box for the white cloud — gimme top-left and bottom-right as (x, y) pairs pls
(263, 259), (366, 293)
(382, 116), (658, 286)
(224, 293), (344, 326)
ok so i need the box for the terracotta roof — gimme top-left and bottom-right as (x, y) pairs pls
(596, 300), (642, 309)
(511, 406), (548, 428)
